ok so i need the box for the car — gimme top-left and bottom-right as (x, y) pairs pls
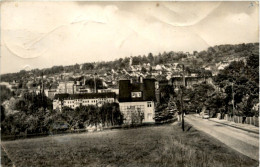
(202, 112), (209, 119)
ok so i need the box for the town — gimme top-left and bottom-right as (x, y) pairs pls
(2, 43), (259, 167)
(1, 42), (259, 166)
(1, 42), (258, 127)
(1, 1), (259, 166)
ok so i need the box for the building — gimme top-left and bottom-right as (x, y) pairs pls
(46, 90), (57, 100)
(97, 87), (119, 95)
(57, 81), (75, 94)
(73, 81), (93, 94)
(170, 76), (213, 91)
(53, 92), (116, 111)
(118, 77), (159, 124)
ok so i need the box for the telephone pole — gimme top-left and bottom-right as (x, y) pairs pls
(181, 64), (185, 131)
(231, 82), (235, 116)
(94, 73), (97, 93)
(41, 71), (44, 102)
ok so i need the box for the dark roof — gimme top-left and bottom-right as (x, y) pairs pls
(54, 92), (116, 100)
(119, 79), (157, 102)
(170, 76), (212, 82)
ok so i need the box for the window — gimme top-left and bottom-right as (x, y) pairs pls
(147, 102), (152, 107)
(131, 92), (142, 98)
(127, 106), (135, 109)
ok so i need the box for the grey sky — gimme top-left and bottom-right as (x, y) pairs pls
(1, 1), (259, 74)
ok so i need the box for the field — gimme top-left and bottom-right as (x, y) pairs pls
(1, 123), (258, 167)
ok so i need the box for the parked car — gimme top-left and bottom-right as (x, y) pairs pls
(202, 111), (209, 119)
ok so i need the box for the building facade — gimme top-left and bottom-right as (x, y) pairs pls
(53, 92), (116, 111)
(170, 76), (213, 91)
(57, 81), (74, 94)
(118, 78), (159, 124)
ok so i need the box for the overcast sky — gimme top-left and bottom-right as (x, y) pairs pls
(1, 1), (259, 74)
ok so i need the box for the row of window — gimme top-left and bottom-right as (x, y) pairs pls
(120, 102), (153, 111)
(65, 99), (114, 104)
(120, 105), (144, 110)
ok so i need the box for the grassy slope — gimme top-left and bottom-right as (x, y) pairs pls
(1, 123), (258, 167)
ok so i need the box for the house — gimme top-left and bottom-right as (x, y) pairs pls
(118, 77), (160, 124)
(155, 65), (163, 71)
(53, 92), (116, 111)
(170, 76), (213, 91)
(57, 81), (75, 94)
(98, 87), (119, 95)
(205, 66), (211, 71)
(217, 61), (230, 70)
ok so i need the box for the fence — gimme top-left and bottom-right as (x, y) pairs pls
(223, 114), (259, 127)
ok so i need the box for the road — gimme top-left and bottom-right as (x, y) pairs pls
(185, 114), (259, 161)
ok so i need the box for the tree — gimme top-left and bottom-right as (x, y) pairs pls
(1, 105), (5, 122)
(0, 85), (12, 104)
(148, 53), (154, 65)
(214, 53), (259, 117)
(141, 67), (147, 74)
(185, 83), (215, 113)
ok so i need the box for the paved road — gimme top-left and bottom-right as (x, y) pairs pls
(185, 114), (259, 161)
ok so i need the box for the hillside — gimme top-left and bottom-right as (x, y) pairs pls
(1, 42), (259, 83)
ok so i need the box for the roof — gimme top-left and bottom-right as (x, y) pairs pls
(171, 76), (212, 81)
(54, 92), (116, 100)
(119, 78), (157, 102)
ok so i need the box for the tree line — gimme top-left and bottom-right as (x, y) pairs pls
(182, 53), (259, 117)
(1, 43), (258, 82)
(1, 91), (123, 139)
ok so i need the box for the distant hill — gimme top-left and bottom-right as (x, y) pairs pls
(1, 43), (258, 83)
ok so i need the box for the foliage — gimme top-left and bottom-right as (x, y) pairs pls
(184, 83), (215, 113)
(214, 53), (259, 116)
(160, 85), (175, 104)
(0, 85), (13, 104)
(155, 85), (176, 122)
(1, 94), (123, 137)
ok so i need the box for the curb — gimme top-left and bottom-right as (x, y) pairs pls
(209, 119), (259, 134)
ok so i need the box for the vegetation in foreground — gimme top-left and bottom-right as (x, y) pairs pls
(1, 123), (258, 167)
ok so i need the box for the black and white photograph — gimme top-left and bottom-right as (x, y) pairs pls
(0, 1), (259, 166)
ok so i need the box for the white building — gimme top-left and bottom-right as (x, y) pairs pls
(118, 78), (159, 124)
(57, 81), (75, 94)
(53, 92), (116, 111)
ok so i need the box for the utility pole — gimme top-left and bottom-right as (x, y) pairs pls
(94, 73), (97, 93)
(41, 71), (44, 103)
(231, 82), (235, 116)
(181, 64), (185, 131)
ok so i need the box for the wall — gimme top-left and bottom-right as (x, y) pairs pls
(224, 114), (259, 127)
(119, 101), (155, 124)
